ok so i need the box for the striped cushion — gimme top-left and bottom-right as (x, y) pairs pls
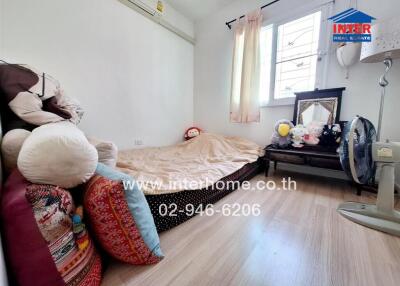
(1, 170), (102, 286)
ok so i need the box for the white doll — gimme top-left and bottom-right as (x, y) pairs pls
(290, 124), (308, 148)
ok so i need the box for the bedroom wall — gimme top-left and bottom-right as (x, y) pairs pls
(193, 0), (400, 185)
(0, 0), (194, 150)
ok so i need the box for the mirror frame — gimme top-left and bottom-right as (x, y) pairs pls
(293, 87), (345, 125)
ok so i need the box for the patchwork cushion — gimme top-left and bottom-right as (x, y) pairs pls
(84, 163), (163, 264)
(18, 122), (98, 188)
(1, 128), (31, 173)
(0, 170), (102, 286)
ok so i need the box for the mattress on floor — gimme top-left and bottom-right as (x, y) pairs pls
(146, 158), (263, 232)
(117, 133), (264, 195)
(116, 133), (264, 232)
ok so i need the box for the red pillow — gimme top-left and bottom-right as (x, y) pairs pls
(0, 170), (102, 286)
(84, 166), (163, 265)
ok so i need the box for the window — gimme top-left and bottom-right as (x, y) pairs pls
(259, 10), (325, 106)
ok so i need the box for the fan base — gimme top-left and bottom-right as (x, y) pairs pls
(337, 202), (400, 237)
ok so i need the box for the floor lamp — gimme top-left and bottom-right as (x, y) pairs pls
(360, 17), (400, 140)
(338, 17), (400, 236)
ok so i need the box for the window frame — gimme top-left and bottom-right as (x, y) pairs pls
(260, 4), (332, 107)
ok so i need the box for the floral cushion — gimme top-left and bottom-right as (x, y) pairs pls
(84, 163), (163, 264)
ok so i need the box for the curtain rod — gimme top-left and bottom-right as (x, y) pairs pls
(225, 0), (281, 29)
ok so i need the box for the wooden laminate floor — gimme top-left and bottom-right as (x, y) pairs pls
(102, 170), (400, 286)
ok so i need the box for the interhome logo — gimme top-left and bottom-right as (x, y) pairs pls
(328, 8), (376, 42)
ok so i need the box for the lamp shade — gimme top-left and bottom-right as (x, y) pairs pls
(360, 17), (400, 63)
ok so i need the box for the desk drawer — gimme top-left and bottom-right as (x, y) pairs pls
(308, 157), (342, 170)
(270, 153), (305, 165)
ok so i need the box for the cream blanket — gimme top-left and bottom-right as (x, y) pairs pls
(117, 133), (264, 195)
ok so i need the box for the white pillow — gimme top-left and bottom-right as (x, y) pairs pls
(18, 122), (98, 188)
(1, 129), (31, 174)
(87, 137), (118, 168)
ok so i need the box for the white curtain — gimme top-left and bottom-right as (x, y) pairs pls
(230, 9), (263, 123)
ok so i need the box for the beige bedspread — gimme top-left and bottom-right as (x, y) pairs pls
(117, 133), (264, 195)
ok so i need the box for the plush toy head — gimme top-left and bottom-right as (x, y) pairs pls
(319, 124), (342, 147)
(278, 123), (291, 137)
(184, 127), (201, 140)
(271, 119), (294, 148)
(304, 121), (324, 145)
(290, 124), (308, 148)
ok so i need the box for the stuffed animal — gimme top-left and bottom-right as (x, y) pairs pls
(184, 127), (201, 140)
(319, 124), (342, 147)
(72, 206), (90, 250)
(303, 121), (324, 145)
(290, 124), (308, 148)
(271, 119), (294, 148)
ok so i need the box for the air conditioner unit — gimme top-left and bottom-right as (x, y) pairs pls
(118, 0), (195, 45)
(127, 0), (157, 16)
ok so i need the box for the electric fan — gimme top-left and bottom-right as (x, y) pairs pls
(338, 116), (400, 236)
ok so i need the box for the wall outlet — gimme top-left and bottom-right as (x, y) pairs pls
(134, 139), (144, 146)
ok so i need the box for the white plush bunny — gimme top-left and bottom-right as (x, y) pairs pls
(290, 124), (308, 148)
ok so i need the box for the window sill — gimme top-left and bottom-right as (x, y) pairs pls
(261, 98), (295, 108)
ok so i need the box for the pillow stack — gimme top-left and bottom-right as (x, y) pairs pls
(0, 63), (164, 286)
(1, 171), (102, 286)
(0, 123), (163, 285)
(0, 122), (103, 286)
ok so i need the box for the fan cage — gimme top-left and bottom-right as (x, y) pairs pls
(339, 116), (377, 185)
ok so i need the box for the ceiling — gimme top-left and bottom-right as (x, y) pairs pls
(167, 0), (236, 21)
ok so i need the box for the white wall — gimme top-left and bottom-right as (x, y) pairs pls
(0, 0), (194, 150)
(0, 0), (8, 276)
(194, 0), (400, 183)
(0, 0), (3, 57)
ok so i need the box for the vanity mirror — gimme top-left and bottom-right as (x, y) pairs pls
(293, 88), (345, 125)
